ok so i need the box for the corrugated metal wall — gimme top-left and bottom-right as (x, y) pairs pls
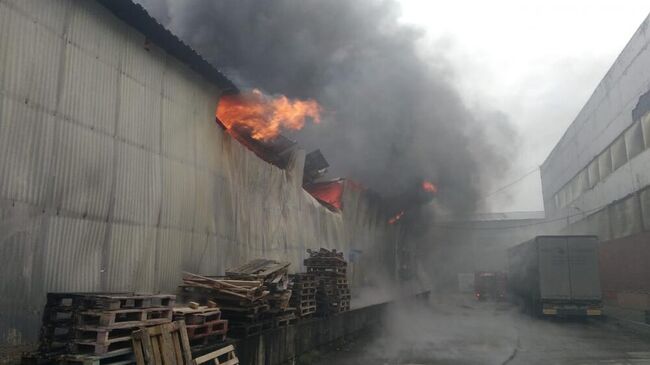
(0, 0), (396, 355)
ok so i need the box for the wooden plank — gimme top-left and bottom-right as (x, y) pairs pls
(159, 327), (175, 365)
(171, 332), (183, 365)
(176, 321), (193, 365)
(133, 335), (145, 365)
(193, 345), (236, 365)
(151, 336), (162, 365)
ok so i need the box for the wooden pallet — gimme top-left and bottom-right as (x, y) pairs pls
(188, 332), (227, 348)
(46, 293), (175, 311)
(192, 344), (239, 365)
(227, 322), (262, 338)
(173, 307), (221, 326)
(77, 309), (172, 328)
(59, 348), (135, 365)
(132, 321), (192, 365)
(274, 314), (297, 328)
(186, 320), (228, 339)
(295, 306), (316, 317)
(306, 267), (346, 276)
(71, 336), (133, 355)
(74, 327), (134, 344)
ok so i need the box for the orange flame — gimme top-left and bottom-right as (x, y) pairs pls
(388, 210), (405, 224)
(216, 89), (322, 141)
(422, 181), (437, 194)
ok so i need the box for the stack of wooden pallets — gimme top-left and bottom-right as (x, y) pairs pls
(289, 274), (317, 318)
(304, 248), (351, 316)
(181, 258), (294, 338)
(173, 305), (228, 347)
(26, 292), (174, 365)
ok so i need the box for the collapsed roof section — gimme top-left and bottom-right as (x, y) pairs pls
(216, 117), (298, 169)
(304, 179), (345, 212)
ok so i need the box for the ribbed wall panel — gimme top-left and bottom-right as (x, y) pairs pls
(194, 102), (221, 171)
(122, 30), (166, 92)
(60, 45), (118, 135)
(0, 201), (45, 346)
(52, 121), (114, 217)
(193, 169), (216, 235)
(117, 74), (162, 152)
(105, 223), (156, 292)
(162, 97), (195, 162)
(162, 57), (198, 110)
(66, 1), (125, 69)
(43, 216), (104, 292)
(0, 96), (55, 206)
(5, 0), (70, 36)
(160, 158), (195, 230)
(0, 5), (63, 113)
(113, 142), (161, 226)
(155, 228), (184, 293)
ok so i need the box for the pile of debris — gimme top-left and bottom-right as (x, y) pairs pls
(304, 248), (351, 316)
(180, 259), (295, 338)
(25, 292), (175, 364)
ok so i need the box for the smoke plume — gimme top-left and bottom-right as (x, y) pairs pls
(137, 0), (517, 213)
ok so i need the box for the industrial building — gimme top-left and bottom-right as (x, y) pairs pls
(540, 13), (650, 323)
(429, 13), (650, 325)
(0, 0), (398, 359)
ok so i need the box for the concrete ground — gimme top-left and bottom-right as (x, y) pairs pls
(311, 295), (650, 365)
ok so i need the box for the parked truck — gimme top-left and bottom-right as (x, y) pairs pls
(507, 235), (603, 317)
(474, 271), (507, 301)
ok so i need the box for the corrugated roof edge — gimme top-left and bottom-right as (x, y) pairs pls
(95, 0), (239, 94)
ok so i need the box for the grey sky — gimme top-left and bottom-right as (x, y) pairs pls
(397, 0), (650, 212)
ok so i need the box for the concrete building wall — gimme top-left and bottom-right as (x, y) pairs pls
(539, 13), (650, 320)
(541, 14), (650, 217)
(0, 0), (396, 354)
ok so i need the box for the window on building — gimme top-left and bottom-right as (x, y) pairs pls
(643, 112), (650, 149)
(598, 148), (612, 180)
(625, 121), (644, 160)
(587, 158), (599, 188)
(573, 169), (588, 198)
(611, 135), (628, 171)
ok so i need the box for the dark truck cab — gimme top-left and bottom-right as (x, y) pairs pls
(507, 235), (603, 317)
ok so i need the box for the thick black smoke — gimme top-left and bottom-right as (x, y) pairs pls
(137, 0), (516, 213)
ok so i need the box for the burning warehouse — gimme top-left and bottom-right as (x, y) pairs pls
(0, 0), (430, 363)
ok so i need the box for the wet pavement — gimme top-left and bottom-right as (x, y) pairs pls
(310, 296), (650, 365)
